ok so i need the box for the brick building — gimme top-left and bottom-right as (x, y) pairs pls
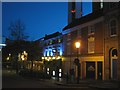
(62, 2), (120, 80)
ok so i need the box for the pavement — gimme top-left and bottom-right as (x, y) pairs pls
(53, 78), (120, 89)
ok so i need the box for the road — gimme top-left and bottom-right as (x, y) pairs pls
(2, 69), (98, 89)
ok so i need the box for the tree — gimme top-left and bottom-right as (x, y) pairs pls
(6, 20), (29, 73)
(8, 20), (29, 40)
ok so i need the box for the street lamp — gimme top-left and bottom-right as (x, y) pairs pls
(75, 42), (80, 58)
(75, 41), (80, 84)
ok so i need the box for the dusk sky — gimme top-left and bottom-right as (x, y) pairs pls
(2, 2), (92, 41)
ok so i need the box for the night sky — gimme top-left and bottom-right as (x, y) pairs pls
(2, 2), (92, 42)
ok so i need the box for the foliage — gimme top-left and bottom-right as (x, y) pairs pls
(8, 20), (29, 40)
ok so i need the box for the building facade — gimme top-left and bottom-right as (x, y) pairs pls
(62, 2), (120, 80)
(41, 32), (63, 79)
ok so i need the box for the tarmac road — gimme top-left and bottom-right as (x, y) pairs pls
(2, 69), (90, 89)
(2, 69), (117, 90)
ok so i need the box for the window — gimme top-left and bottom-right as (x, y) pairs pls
(53, 71), (55, 76)
(49, 51), (52, 56)
(67, 42), (71, 55)
(88, 26), (95, 35)
(57, 49), (60, 55)
(67, 33), (71, 41)
(110, 20), (117, 36)
(45, 51), (48, 56)
(77, 29), (81, 38)
(88, 37), (95, 53)
(59, 69), (62, 77)
(47, 68), (49, 74)
(100, 0), (103, 9)
(71, 30), (77, 40)
(49, 40), (53, 45)
(58, 38), (62, 43)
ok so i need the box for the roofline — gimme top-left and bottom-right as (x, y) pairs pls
(63, 9), (103, 31)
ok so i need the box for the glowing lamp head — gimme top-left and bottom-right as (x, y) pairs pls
(75, 42), (80, 48)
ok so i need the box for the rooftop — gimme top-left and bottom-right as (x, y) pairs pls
(44, 32), (62, 40)
(63, 9), (103, 31)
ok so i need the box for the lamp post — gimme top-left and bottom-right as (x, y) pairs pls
(75, 41), (80, 84)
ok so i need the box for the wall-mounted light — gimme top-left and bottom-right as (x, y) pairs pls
(57, 56), (61, 59)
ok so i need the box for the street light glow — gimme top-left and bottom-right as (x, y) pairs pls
(75, 42), (80, 48)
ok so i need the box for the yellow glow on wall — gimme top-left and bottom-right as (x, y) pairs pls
(57, 56), (61, 59)
(21, 55), (25, 61)
(45, 57), (47, 59)
(52, 57), (56, 59)
(49, 57), (51, 60)
(47, 59), (50, 61)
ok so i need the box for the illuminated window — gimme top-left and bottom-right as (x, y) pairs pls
(88, 37), (95, 53)
(110, 19), (117, 36)
(47, 68), (49, 74)
(52, 49), (56, 56)
(100, 0), (103, 9)
(47, 72), (49, 74)
(59, 69), (62, 72)
(88, 26), (95, 35)
(49, 40), (53, 45)
(59, 69), (62, 77)
(59, 73), (62, 77)
(53, 71), (55, 76)
(58, 38), (62, 43)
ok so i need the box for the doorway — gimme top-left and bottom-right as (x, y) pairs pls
(86, 62), (95, 79)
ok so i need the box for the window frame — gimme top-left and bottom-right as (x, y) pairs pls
(88, 25), (95, 36)
(109, 19), (117, 37)
(88, 37), (95, 54)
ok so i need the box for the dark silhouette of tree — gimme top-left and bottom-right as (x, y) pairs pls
(8, 20), (29, 40)
(4, 20), (29, 73)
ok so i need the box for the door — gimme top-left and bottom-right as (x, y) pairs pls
(97, 62), (102, 80)
(112, 59), (117, 79)
(86, 62), (95, 79)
